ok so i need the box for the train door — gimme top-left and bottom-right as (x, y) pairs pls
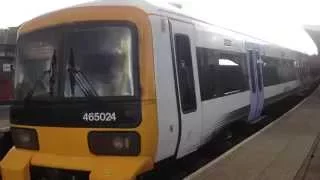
(247, 48), (264, 123)
(169, 19), (202, 158)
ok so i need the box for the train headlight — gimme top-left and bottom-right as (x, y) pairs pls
(88, 131), (140, 156)
(12, 127), (39, 150)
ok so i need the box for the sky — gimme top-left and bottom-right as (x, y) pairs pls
(1, 0), (320, 55)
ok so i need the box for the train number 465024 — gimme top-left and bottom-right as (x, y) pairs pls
(83, 112), (117, 122)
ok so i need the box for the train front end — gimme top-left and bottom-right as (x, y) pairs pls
(0, 5), (158, 180)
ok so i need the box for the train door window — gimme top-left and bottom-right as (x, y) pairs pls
(218, 53), (247, 95)
(174, 34), (197, 113)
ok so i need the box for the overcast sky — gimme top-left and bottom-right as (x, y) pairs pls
(1, 0), (320, 55)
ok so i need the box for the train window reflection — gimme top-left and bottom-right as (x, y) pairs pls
(64, 26), (135, 97)
(219, 59), (239, 66)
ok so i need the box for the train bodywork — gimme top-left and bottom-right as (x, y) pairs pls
(1, 0), (319, 179)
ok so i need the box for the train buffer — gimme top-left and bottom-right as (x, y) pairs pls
(185, 85), (320, 180)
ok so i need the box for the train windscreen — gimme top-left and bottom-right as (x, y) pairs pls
(14, 23), (139, 101)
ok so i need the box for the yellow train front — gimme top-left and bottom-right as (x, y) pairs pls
(0, 2), (158, 180)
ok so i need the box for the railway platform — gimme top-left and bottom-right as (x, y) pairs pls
(185, 86), (320, 180)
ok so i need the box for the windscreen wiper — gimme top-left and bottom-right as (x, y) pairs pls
(24, 50), (57, 100)
(67, 48), (98, 97)
(49, 50), (57, 96)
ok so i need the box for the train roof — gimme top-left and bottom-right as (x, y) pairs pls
(75, 0), (270, 44)
(74, 0), (305, 57)
(21, 0), (308, 59)
(74, 0), (175, 12)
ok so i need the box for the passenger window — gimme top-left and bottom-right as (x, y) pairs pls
(262, 57), (280, 86)
(197, 47), (248, 101)
(197, 47), (219, 100)
(278, 60), (288, 83)
(218, 54), (247, 95)
(174, 34), (197, 113)
(277, 58), (296, 83)
(287, 60), (296, 81)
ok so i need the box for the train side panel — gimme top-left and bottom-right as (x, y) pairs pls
(149, 15), (180, 162)
(264, 80), (300, 105)
(194, 25), (251, 144)
(200, 92), (250, 143)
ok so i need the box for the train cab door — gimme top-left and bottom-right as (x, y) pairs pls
(247, 46), (264, 123)
(169, 19), (202, 158)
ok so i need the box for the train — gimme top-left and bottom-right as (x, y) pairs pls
(1, 0), (320, 179)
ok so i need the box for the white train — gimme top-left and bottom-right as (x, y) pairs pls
(1, 0), (319, 179)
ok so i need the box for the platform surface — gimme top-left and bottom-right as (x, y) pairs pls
(186, 86), (320, 180)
